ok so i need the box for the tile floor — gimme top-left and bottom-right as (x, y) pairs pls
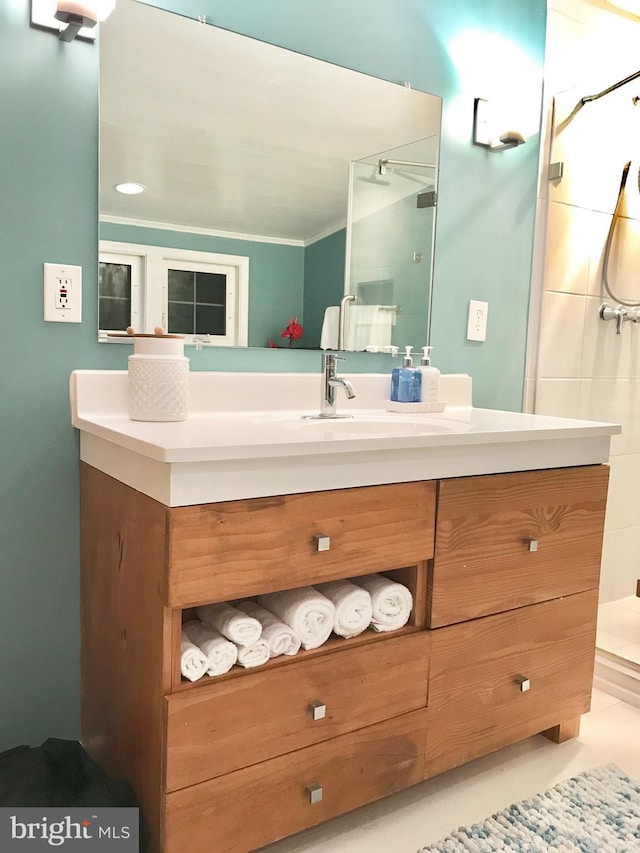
(261, 689), (640, 852)
(597, 595), (640, 664)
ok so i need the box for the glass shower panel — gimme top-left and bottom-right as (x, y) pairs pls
(345, 138), (438, 352)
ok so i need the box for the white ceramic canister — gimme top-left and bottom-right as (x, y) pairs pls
(127, 333), (189, 422)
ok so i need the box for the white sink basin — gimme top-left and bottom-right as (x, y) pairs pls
(252, 412), (472, 436)
(293, 417), (451, 435)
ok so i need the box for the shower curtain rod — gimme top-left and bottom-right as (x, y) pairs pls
(579, 68), (640, 107)
(557, 69), (640, 133)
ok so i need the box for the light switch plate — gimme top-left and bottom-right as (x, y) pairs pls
(44, 263), (82, 323)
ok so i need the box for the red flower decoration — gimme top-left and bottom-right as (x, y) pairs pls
(280, 316), (303, 347)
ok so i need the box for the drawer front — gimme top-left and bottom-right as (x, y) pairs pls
(429, 465), (608, 627)
(425, 589), (598, 779)
(164, 708), (427, 853)
(165, 631), (430, 791)
(167, 481), (436, 607)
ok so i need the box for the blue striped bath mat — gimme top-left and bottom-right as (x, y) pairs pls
(418, 764), (640, 852)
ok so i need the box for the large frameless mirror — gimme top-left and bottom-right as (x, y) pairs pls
(98, 1), (442, 351)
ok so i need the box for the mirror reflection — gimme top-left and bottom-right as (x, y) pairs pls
(98, 1), (442, 350)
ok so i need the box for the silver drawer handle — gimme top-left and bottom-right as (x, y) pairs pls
(525, 538), (539, 552)
(308, 700), (327, 721)
(314, 534), (331, 552)
(305, 782), (323, 804)
(515, 674), (531, 692)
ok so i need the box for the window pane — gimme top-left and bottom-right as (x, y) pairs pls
(168, 301), (194, 334)
(168, 269), (194, 302)
(196, 305), (226, 336)
(99, 262), (131, 330)
(196, 272), (226, 305)
(99, 262), (131, 299)
(99, 297), (130, 331)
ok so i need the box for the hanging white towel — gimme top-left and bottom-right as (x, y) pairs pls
(182, 619), (238, 677)
(321, 304), (394, 351)
(236, 600), (302, 658)
(196, 602), (262, 647)
(348, 305), (394, 351)
(316, 579), (373, 639)
(258, 586), (336, 650)
(180, 632), (209, 682)
(353, 573), (413, 632)
(235, 638), (270, 669)
(320, 306), (340, 350)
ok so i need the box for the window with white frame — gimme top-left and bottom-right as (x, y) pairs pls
(98, 241), (249, 347)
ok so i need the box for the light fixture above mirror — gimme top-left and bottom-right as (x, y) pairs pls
(31, 0), (115, 41)
(472, 98), (526, 151)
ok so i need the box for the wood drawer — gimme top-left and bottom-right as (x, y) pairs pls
(429, 465), (608, 627)
(425, 589), (598, 779)
(165, 631), (429, 791)
(167, 482), (436, 608)
(164, 708), (427, 853)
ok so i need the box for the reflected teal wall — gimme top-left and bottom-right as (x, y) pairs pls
(0, 1), (546, 749)
(100, 222), (346, 350)
(100, 222), (305, 348)
(303, 230), (346, 349)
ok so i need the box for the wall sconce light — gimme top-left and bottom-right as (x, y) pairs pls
(31, 0), (115, 42)
(473, 98), (526, 151)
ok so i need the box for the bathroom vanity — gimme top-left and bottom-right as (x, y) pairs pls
(71, 370), (618, 853)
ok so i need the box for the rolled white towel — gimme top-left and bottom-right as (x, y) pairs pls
(236, 638), (270, 669)
(182, 619), (238, 677)
(236, 600), (302, 658)
(353, 574), (413, 632)
(316, 579), (373, 639)
(180, 632), (208, 682)
(196, 602), (262, 647)
(258, 586), (335, 650)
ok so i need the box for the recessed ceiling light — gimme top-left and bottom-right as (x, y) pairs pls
(114, 182), (145, 195)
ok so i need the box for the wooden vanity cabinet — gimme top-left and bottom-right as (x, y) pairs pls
(80, 462), (608, 853)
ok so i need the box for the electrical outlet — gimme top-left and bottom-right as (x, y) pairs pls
(44, 263), (82, 323)
(467, 299), (488, 341)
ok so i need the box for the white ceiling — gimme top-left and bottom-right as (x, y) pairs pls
(99, 0), (441, 244)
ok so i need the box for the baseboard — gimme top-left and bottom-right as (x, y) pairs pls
(593, 648), (640, 709)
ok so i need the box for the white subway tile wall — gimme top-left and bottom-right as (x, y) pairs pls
(536, 3), (640, 614)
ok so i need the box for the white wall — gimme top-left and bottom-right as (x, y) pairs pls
(530, 0), (640, 602)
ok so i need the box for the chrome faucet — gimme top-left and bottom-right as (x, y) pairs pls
(319, 353), (356, 418)
(599, 303), (640, 334)
(600, 303), (628, 334)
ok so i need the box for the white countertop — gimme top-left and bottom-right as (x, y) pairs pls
(70, 370), (620, 506)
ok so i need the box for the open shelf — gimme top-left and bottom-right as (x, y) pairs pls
(173, 564), (429, 691)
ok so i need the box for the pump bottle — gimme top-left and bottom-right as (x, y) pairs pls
(417, 345), (440, 403)
(391, 346), (421, 403)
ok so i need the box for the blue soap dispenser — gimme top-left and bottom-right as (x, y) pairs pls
(391, 346), (421, 403)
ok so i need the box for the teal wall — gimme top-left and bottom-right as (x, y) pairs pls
(0, 1), (546, 749)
